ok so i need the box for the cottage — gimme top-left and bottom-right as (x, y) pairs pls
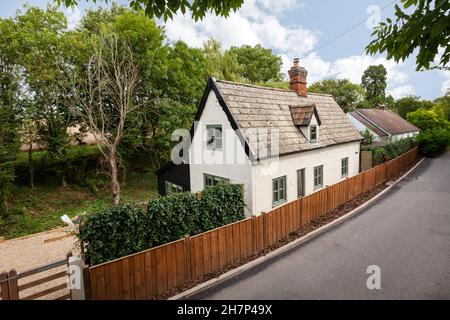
(347, 106), (420, 143)
(157, 59), (362, 216)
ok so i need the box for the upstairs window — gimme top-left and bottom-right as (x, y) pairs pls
(310, 125), (318, 143)
(341, 157), (349, 177)
(206, 125), (222, 150)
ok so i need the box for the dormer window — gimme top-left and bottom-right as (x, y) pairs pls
(310, 125), (318, 143)
(289, 104), (321, 144)
(206, 124), (222, 150)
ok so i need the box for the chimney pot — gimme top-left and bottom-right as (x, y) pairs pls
(288, 58), (308, 97)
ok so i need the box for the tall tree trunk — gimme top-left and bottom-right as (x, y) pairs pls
(110, 148), (121, 206)
(28, 143), (34, 188)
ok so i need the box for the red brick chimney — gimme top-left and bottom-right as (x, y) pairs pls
(288, 58), (308, 97)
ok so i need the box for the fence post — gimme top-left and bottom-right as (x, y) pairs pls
(0, 272), (10, 300)
(251, 215), (257, 255)
(67, 252), (89, 300)
(7, 269), (19, 300)
(325, 186), (331, 213)
(183, 236), (192, 282)
(262, 212), (268, 250)
(82, 266), (92, 300)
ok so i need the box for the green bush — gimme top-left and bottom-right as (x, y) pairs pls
(362, 137), (417, 165)
(79, 204), (151, 266)
(147, 192), (202, 246)
(416, 128), (450, 157)
(79, 183), (245, 265)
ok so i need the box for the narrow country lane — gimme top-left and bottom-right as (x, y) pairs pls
(191, 152), (450, 299)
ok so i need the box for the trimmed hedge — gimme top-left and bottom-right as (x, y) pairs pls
(79, 183), (245, 265)
(362, 137), (417, 165)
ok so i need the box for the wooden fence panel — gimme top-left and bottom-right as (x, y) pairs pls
(375, 163), (387, 186)
(347, 174), (363, 200)
(362, 168), (376, 192)
(328, 179), (348, 211)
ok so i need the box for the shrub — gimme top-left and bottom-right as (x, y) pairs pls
(147, 192), (202, 246)
(79, 204), (150, 266)
(416, 128), (450, 157)
(147, 183), (245, 247)
(406, 108), (450, 131)
(362, 137), (417, 165)
(79, 184), (245, 265)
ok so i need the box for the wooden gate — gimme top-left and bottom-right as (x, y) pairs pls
(0, 253), (72, 300)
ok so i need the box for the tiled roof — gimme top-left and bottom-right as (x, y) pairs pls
(355, 109), (420, 135)
(289, 104), (320, 126)
(214, 79), (362, 157)
(348, 111), (388, 137)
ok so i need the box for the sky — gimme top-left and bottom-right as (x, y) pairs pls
(1, 0), (449, 100)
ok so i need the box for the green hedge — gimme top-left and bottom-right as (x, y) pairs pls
(79, 183), (245, 265)
(416, 128), (450, 157)
(362, 137), (417, 165)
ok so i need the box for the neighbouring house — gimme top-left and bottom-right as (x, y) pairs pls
(157, 58), (362, 216)
(347, 106), (420, 143)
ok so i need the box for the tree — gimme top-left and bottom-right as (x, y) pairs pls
(361, 65), (387, 107)
(228, 44), (282, 83)
(366, 0), (450, 71)
(432, 95), (450, 120)
(203, 39), (243, 82)
(406, 108), (450, 131)
(0, 43), (20, 217)
(308, 79), (365, 112)
(3, 5), (77, 187)
(71, 33), (145, 206)
(394, 95), (433, 118)
(55, 0), (244, 21)
(361, 129), (374, 145)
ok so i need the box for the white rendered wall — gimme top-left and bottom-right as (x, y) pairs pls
(391, 131), (420, 141)
(189, 91), (253, 215)
(347, 113), (381, 142)
(251, 141), (361, 215)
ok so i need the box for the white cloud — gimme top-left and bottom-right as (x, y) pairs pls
(439, 71), (450, 96)
(387, 85), (415, 99)
(163, 0), (316, 54)
(256, 0), (305, 14)
(65, 6), (81, 30)
(162, 0), (415, 96)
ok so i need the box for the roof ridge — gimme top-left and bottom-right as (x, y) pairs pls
(214, 79), (335, 98)
(307, 92), (333, 97)
(214, 79), (294, 93)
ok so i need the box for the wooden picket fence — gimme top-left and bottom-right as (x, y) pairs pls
(0, 253), (72, 300)
(87, 147), (419, 300)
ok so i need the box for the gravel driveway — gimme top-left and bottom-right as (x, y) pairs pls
(0, 228), (79, 300)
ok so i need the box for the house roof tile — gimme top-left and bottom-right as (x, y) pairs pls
(355, 109), (420, 135)
(214, 79), (362, 157)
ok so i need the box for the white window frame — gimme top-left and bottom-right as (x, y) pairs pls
(313, 165), (323, 189)
(206, 124), (223, 151)
(341, 157), (349, 177)
(272, 176), (287, 207)
(204, 173), (229, 188)
(310, 125), (318, 143)
(165, 181), (183, 195)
